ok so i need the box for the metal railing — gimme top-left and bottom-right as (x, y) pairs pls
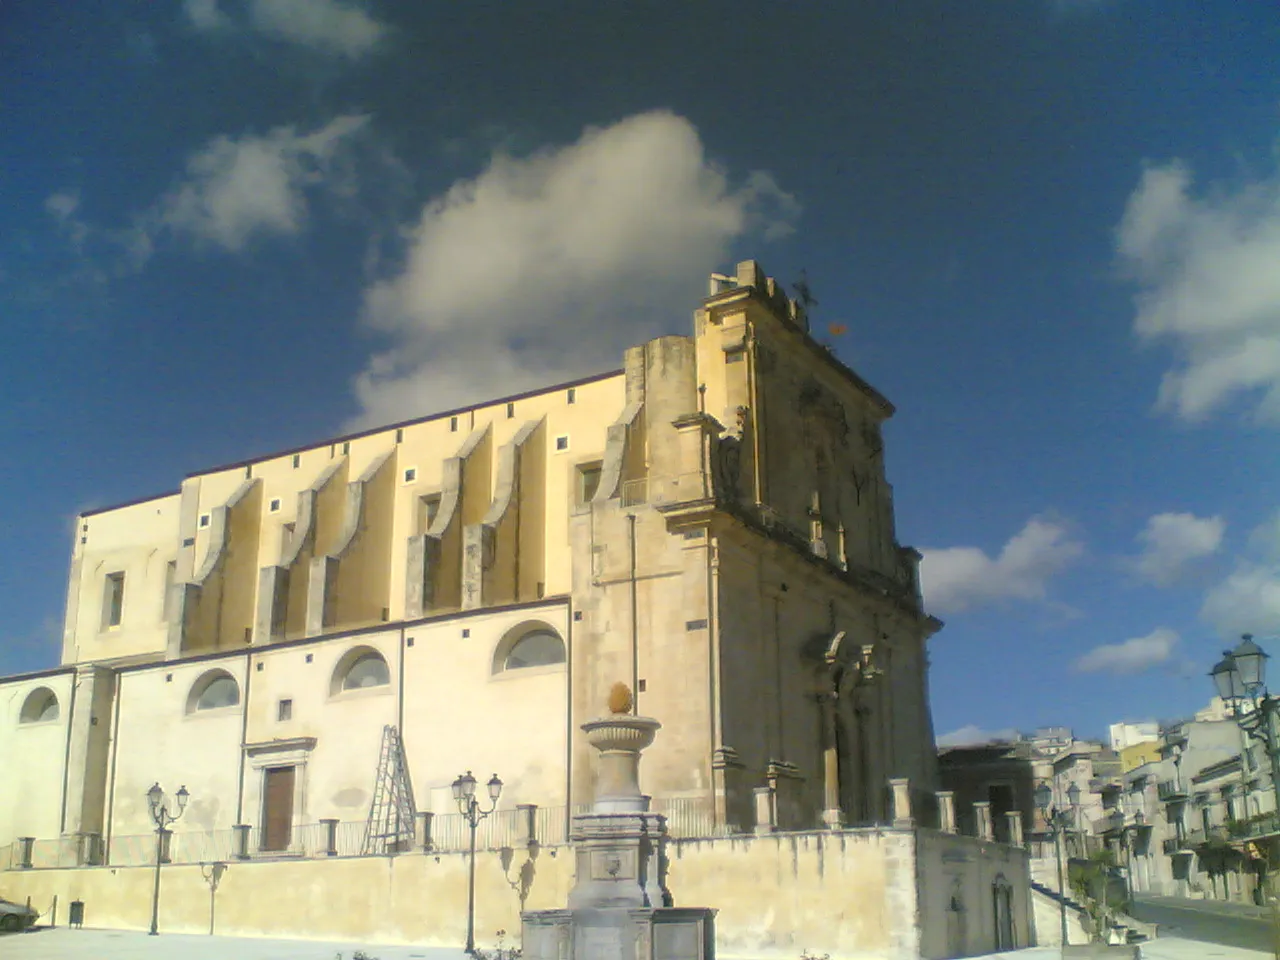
(4, 796), (730, 871)
(1228, 812), (1280, 841)
(1157, 780), (1187, 801)
(619, 478), (648, 507)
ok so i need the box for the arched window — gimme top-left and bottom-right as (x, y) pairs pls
(493, 622), (566, 673)
(188, 670), (240, 713)
(332, 647), (390, 694)
(19, 687), (59, 724)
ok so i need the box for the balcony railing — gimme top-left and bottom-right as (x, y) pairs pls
(1228, 813), (1280, 842)
(1162, 836), (1192, 855)
(1157, 780), (1187, 801)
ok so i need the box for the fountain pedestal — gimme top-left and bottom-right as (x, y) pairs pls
(522, 699), (715, 960)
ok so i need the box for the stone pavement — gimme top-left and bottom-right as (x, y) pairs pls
(0, 928), (470, 959)
(971, 936), (1270, 959)
(1, 928), (1272, 959)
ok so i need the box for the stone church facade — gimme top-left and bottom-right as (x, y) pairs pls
(1, 259), (942, 872)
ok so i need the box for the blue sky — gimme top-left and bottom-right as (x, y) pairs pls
(3, 1), (1279, 744)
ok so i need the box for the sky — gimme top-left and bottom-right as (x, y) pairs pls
(3, 1), (1280, 746)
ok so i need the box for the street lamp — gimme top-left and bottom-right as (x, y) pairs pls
(145, 782), (189, 936)
(1066, 782), (1082, 856)
(1211, 635), (1280, 824)
(452, 770), (502, 955)
(1036, 780), (1072, 950)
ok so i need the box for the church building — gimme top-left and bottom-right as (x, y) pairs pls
(2, 259), (942, 868)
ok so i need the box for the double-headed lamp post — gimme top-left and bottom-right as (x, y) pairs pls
(1211, 634), (1280, 821)
(1036, 780), (1080, 950)
(146, 782), (189, 936)
(452, 770), (503, 956)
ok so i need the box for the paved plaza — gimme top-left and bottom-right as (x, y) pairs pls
(0, 928), (1273, 960)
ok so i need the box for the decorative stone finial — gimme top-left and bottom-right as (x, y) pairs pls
(607, 681), (633, 715)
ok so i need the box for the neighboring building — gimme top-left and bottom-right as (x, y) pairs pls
(1050, 740), (1120, 852)
(1094, 717), (1276, 904)
(2, 262), (956, 926)
(1110, 721), (1158, 752)
(938, 739), (1048, 844)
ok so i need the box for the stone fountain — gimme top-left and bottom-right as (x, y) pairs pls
(522, 683), (716, 960)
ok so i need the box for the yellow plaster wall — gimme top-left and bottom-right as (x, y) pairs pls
(1, 829), (941, 959)
(0, 672), (74, 845)
(109, 659), (247, 838)
(67, 495), (180, 665)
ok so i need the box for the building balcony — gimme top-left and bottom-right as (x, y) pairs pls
(1098, 811), (1125, 835)
(1161, 835), (1193, 856)
(1228, 813), (1280, 842)
(1123, 809), (1148, 829)
(1157, 780), (1187, 801)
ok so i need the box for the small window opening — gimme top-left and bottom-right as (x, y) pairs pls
(450, 416), (458, 432)
(340, 652), (390, 691)
(194, 674), (240, 711)
(567, 388), (576, 404)
(395, 428), (403, 443)
(19, 688), (60, 723)
(199, 514), (210, 528)
(419, 494), (442, 534)
(292, 454), (300, 468)
(506, 402), (515, 418)
(269, 498), (282, 512)
(556, 436), (569, 451)
(342, 441), (350, 455)
(277, 699), (293, 722)
(403, 467), (417, 483)
(577, 463), (603, 505)
(103, 572), (125, 628)
(502, 628), (566, 670)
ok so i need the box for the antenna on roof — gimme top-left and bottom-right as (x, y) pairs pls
(792, 270), (819, 310)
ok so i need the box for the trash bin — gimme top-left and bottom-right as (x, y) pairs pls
(68, 901), (84, 928)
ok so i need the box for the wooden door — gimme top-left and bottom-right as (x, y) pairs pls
(262, 766), (295, 851)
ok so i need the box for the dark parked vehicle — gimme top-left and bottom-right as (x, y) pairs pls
(0, 897), (38, 932)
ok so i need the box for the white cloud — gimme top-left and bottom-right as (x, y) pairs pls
(185, 0), (385, 58)
(1116, 158), (1280, 422)
(937, 725), (1020, 748)
(146, 114), (369, 253)
(44, 190), (90, 250)
(1202, 563), (1280, 638)
(351, 110), (799, 427)
(918, 517), (1083, 615)
(183, 0), (229, 31)
(248, 0), (384, 58)
(1133, 511), (1224, 586)
(1074, 627), (1179, 675)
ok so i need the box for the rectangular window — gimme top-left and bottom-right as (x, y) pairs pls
(292, 454), (300, 468)
(450, 416), (458, 432)
(403, 467), (417, 483)
(556, 435), (569, 451)
(103, 572), (125, 628)
(567, 388), (576, 404)
(577, 462), (603, 505)
(506, 402), (515, 418)
(277, 699), (293, 722)
(419, 494), (442, 534)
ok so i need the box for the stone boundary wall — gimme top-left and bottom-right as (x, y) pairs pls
(0, 828), (1027, 959)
